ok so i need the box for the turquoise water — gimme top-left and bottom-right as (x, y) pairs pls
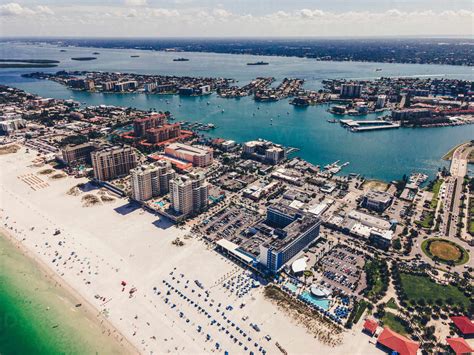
(299, 291), (330, 311)
(285, 283), (299, 293)
(154, 201), (165, 207)
(1, 42), (473, 181)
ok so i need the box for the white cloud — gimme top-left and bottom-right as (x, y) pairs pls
(153, 9), (179, 17)
(36, 5), (54, 15)
(0, 3), (33, 16)
(0, 3), (53, 17)
(299, 9), (325, 18)
(0, 4), (472, 37)
(124, 0), (148, 6)
(212, 9), (232, 19)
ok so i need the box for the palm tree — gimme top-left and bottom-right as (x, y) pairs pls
(303, 270), (313, 284)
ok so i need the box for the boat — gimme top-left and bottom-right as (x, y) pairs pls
(327, 119), (337, 123)
(130, 55), (140, 58)
(173, 58), (189, 62)
(247, 61), (269, 66)
(375, 68), (382, 71)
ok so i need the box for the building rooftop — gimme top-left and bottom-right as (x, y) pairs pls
(365, 189), (393, 203)
(377, 327), (419, 355)
(166, 142), (211, 157)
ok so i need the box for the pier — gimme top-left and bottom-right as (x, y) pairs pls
(340, 119), (400, 132)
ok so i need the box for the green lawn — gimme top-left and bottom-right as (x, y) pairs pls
(386, 298), (398, 310)
(382, 312), (409, 335)
(417, 210), (434, 229)
(469, 197), (474, 236)
(429, 179), (444, 209)
(400, 273), (470, 310)
(353, 300), (369, 324)
(364, 260), (387, 300)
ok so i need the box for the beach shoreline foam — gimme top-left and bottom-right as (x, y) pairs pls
(0, 228), (136, 354)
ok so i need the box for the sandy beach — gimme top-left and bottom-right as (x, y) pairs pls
(0, 146), (382, 354)
(0, 228), (134, 354)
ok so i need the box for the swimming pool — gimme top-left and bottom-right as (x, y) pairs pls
(285, 283), (299, 293)
(154, 201), (165, 207)
(299, 291), (330, 311)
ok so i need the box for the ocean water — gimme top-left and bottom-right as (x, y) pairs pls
(1, 42), (473, 181)
(0, 234), (125, 355)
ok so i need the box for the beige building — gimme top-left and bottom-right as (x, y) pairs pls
(165, 143), (213, 167)
(130, 161), (175, 201)
(61, 142), (96, 165)
(170, 172), (209, 216)
(91, 146), (137, 181)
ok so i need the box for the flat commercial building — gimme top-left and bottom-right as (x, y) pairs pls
(257, 203), (321, 273)
(0, 118), (26, 134)
(369, 228), (393, 250)
(130, 161), (175, 202)
(242, 140), (286, 165)
(170, 172), (209, 216)
(391, 109), (432, 121)
(91, 146), (137, 181)
(165, 143), (213, 167)
(61, 142), (96, 165)
(114, 81), (138, 92)
(361, 190), (393, 212)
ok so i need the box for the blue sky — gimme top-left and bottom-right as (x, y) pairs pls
(0, 0), (472, 37)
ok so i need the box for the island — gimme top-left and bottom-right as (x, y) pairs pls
(71, 57), (97, 61)
(247, 61), (269, 65)
(0, 59), (59, 68)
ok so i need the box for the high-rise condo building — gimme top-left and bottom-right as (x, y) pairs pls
(170, 172), (209, 216)
(130, 161), (175, 201)
(340, 83), (362, 98)
(133, 114), (167, 138)
(91, 145), (137, 181)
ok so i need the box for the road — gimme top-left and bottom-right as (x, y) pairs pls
(441, 142), (472, 238)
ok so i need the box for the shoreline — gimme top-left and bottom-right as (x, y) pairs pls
(442, 141), (470, 160)
(0, 226), (138, 354)
(11, 39), (474, 67)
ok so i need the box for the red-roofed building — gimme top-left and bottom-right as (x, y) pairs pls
(451, 316), (474, 336)
(363, 318), (378, 336)
(377, 327), (419, 355)
(447, 338), (473, 354)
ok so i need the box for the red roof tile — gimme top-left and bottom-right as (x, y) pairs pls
(363, 319), (378, 334)
(447, 337), (473, 354)
(377, 327), (419, 355)
(451, 316), (474, 335)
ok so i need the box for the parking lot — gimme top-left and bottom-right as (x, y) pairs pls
(199, 205), (260, 245)
(314, 245), (366, 297)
